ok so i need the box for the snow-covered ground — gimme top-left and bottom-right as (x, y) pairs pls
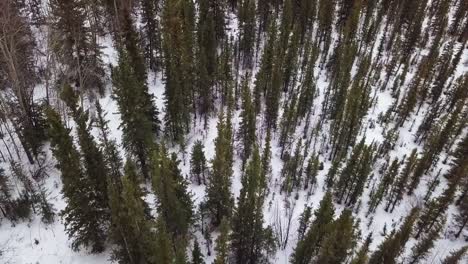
(1, 7), (468, 264)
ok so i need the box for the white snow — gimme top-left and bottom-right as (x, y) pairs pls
(1, 5), (467, 264)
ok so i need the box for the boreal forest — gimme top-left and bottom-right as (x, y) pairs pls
(0, 0), (467, 263)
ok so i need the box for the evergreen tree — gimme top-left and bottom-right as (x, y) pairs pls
(118, 4), (148, 82)
(253, 20), (277, 116)
(108, 161), (159, 263)
(192, 238), (204, 264)
(95, 102), (123, 184)
(261, 129), (272, 190)
(45, 107), (106, 252)
(350, 233), (373, 264)
(113, 51), (158, 179)
(296, 50), (317, 119)
(326, 158), (342, 189)
(297, 206), (312, 242)
(152, 145), (194, 239)
(314, 209), (359, 264)
(140, 0), (161, 71)
(281, 24), (301, 93)
(190, 140), (207, 185)
(407, 216), (444, 264)
(162, 0), (196, 142)
(385, 149), (418, 212)
(264, 38), (283, 130)
(368, 208), (420, 264)
(304, 154), (319, 190)
(446, 134), (468, 189)
(368, 158), (400, 214)
(238, 0), (257, 68)
(218, 38), (235, 107)
(196, 0), (217, 121)
(61, 84), (109, 222)
(454, 191), (468, 238)
(214, 217), (230, 264)
(441, 246), (468, 264)
(281, 140), (304, 194)
(49, 0), (105, 94)
(414, 182), (458, 239)
(408, 103), (463, 194)
(278, 93), (299, 158)
(329, 56), (371, 161)
(231, 146), (275, 264)
(291, 192), (335, 264)
(155, 217), (175, 263)
(334, 139), (375, 206)
(238, 74), (256, 166)
(0, 168), (12, 219)
(206, 111), (234, 226)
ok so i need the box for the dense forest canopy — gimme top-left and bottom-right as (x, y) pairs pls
(0, 0), (467, 263)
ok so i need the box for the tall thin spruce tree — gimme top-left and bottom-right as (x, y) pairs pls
(45, 107), (106, 252)
(231, 146), (275, 264)
(112, 51), (158, 179)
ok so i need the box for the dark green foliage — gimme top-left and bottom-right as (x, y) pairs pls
(368, 158), (400, 214)
(238, 0), (256, 68)
(36, 183), (55, 224)
(296, 51), (317, 119)
(218, 39), (235, 107)
(61, 84), (109, 223)
(326, 158), (341, 189)
(297, 206), (312, 241)
(281, 24), (301, 93)
(238, 74), (256, 166)
(407, 216), (443, 264)
(113, 51), (158, 179)
(192, 239), (204, 264)
(264, 41), (283, 130)
(8, 191), (32, 221)
(446, 134), (468, 186)
(254, 20), (278, 116)
(415, 183), (457, 239)
(368, 207), (420, 264)
(291, 192), (335, 264)
(196, 0), (217, 121)
(49, 0), (105, 94)
(350, 233), (373, 264)
(329, 56), (371, 161)
(45, 107), (106, 252)
(190, 140), (207, 185)
(304, 154), (319, 190)
(278, 93), (299, 158)
(454, 190), (468, 238)
(441, 246), (468, 264)
(108, 161), (159, 263)
(334, 138), (375, 206)
(261, 129), (272, 189)
(231, 146), (275, 264)
(214, 217), (230, 264)
(152, 145), (194, 239)
(162, 0), (196, 142)
(385, 149), (418, 212)
(314, 209), (359, 264)
(281, 140), (304, 194)
(95, 102), (123, 184)
(140, 0), (161, 71)
(408, 104), (463, 194)
(206, 111), (234, 226)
